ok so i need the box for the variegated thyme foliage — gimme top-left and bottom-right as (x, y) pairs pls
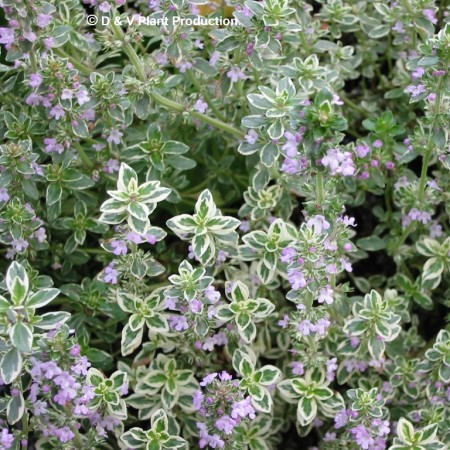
(0, 0), (450, 449)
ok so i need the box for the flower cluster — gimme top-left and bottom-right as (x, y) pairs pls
(194, 371), (256, 449)
(1, 0), (450, 449)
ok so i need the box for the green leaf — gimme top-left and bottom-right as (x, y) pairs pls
(397, 418), (415, 444)
(10, 321), (33, 353)
(118, 163), (138, 191)
(128, 214), (150, 235)
(164, 436), (186, 449)
(297, 397), (317, 426)
(239, 320), (256, 343)
(421, 257), (444, 289)
(146, 314), (169, 333)
(0, 347), (22, 384)
(121, 322), (144, 356)
(7, 391), (25, 425)
(250, 388), (273, 413)
(26, 288), (60, 309)
(46, 183), (63, 206)
(239, 356), (254, 378)
(368, 24), (390, 38)
(10, 278), (28, 305)
(256, 365), (281, 385)
(87, 368), (105, 386)
(357, 236), (386, 251)
(128, 201), (150, 221)
(166, 155), (196, 170)
(215, 305), (234, 322)
(151, 408), (169, 433)
(111, 371), (128, 390)
(34, 311), (71, 330)
(121, 428), (147, 448)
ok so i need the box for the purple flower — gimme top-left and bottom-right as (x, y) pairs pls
(280, 246), (296, 263)
(392, 21), (405, 33)
(49, 105), (65, 120)
(215, 416), (237, 435)
(23, 30), (37, 42)
(219, 371), (232, 381)
(321, 148), (356, 176)
(306, 215), (330, 234)
(204, 286), (220, 303)
(200, 373), (218, 386)
(103, 263), (119, 284)
(406, 84), (426, 97)
(169, 315), (189, 331)
(37, 13), (53, 28)
(98, 1), (111, 12)
(291, 361), (304, 376)
(194, 98), (208, 113)
(11, 238), (29, 252)
(334, 409), (348, 428)
(34, 227), (47, 243)
(332, 94), (343, 105)
(189, 298), (203, 314)
(33, 400), (48, 416)
(297, 319), (315, 336)
(278, 314), (290, 328)
(318, 286), (334, 305)
(29, 73), (43, 87)
(227, 66), (247, 83)
(104, 159), (120, 173)
(44, 138), (64, 154)
(0, 27), (15, 47)
(423, 8), (437, 24)
(0, 188), (10, 202)
(76, 89), (90, 105)
(193, 389), (204, 410)
(412, 67), (425, 80)
(111, 240), (128, 256)
(209, 51), (221, 66)
(53, 426), (75, 443)
(176, 60), (193, 73)
(356, 144), (370, 158)
(282, 131), (303, 156)
(288, 269), (306, 290)
(107, 129), (123, 145)
(0, 428), (14, 449)
(350, 424), (374, 449)
(245, 129), (258, 145)
(231, 397), (256, 420)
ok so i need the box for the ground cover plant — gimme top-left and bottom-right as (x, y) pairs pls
(0, 0), (450, 448)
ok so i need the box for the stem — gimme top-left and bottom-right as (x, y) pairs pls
(417, 75), (445, 202)
(30, 49), (38, 73)
(339, 92), (367, 115)
(186, 70), (227, 122)
(391, 72), (446, 252)
(53, 48), (94, 75)
(71, 425), (84, 449)
(316, 171), (324, 205)
(109, 19), (244, 139)
(402, 0), (417, 47)
(74, 142), (94, 168)
(392, 223), (415, 253)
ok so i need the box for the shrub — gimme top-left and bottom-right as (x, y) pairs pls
(0, 0), (449, 449)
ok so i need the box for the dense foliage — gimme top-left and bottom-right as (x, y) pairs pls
(0, 0), (450, 449)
